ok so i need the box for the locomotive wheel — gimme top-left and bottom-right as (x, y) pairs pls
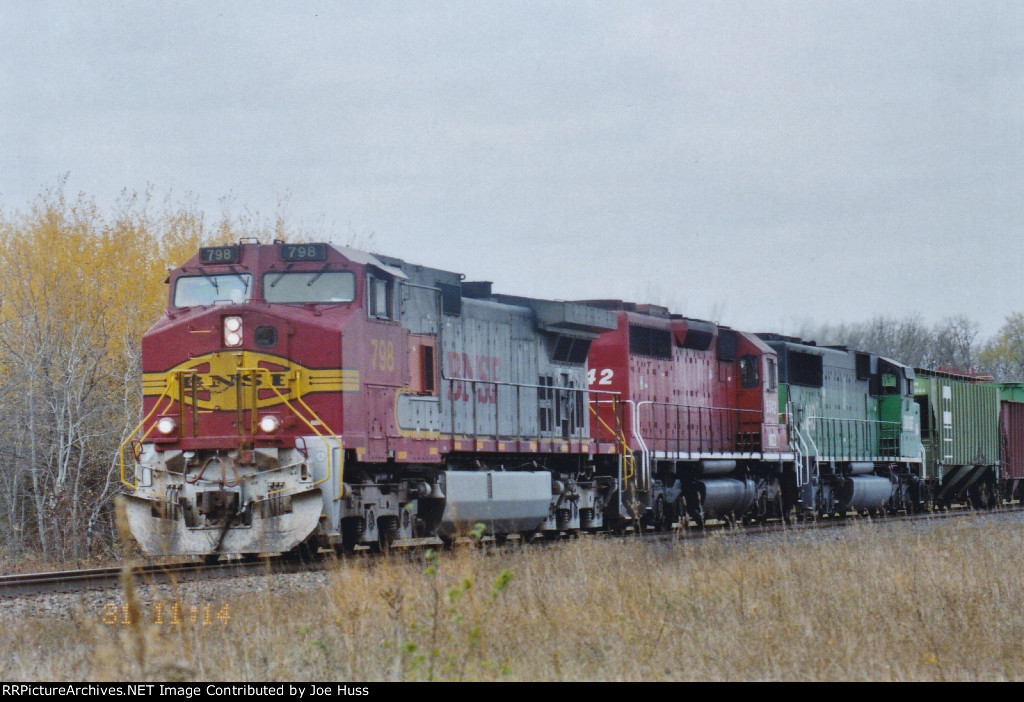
(671, 496), (684, 528)
(340, 517), (366, 553)
(752, 492), (773, 526)
(377, 515), (400, 550)
(687, 496), (705, 530)
(680, 490), (705, 529)
(285, 538), (321, 562)
(650, 497), (667, 532)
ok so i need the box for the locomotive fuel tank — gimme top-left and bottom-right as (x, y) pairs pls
(695, 478), (757, 519)
(437, 471), (552, 537)
(840, 475), (895, 512)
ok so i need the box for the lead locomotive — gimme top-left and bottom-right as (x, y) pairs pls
(124, 242), (628, 555)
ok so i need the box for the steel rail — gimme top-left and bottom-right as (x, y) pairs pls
(0, 558), (329, 599)
(3, 502), (1020, 598)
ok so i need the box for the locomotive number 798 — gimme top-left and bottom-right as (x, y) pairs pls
(369, 339), (395, 372)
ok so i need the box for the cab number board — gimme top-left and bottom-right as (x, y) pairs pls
(200, 246), (239, 264)
(280, 244), (327, 261)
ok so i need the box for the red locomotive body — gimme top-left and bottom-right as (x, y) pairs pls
(584, 303), (786, 456)
(581, 301), (790, 525)
(141, 243), (361, 452)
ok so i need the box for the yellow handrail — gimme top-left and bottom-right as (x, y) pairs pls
(120, 366), (344, 498)
(237, 367), (343, 496)
(589, 400), (635, 488)
(119, 371), (189, 489)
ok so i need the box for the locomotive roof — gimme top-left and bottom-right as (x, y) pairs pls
(336, 247), (408, 280)
(575, 299), (718, 326)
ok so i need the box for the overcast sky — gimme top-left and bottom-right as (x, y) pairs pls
(2, 2), (1021, 337)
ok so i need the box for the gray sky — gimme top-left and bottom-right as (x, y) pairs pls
(2, 2), (1021, 337)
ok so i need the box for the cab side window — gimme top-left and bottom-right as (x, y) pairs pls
(368, 276), (394, 319)
(740, 355), (760, 388)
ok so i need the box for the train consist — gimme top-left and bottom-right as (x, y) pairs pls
(121, 241), (1021, 557)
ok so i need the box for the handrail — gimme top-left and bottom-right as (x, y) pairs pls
(442, 375), (623, 444)
(787, 404), (813, 486)
(237, 367), (342, 495)
(119, 370), (192, 489)
(803, 416), (902, 427)
(588, 398), (634, 487)
(444, 375), (621, 395)
(803, 415), (902, 460)
(631, 401), (651, 493)
(633, 400), (765, 456)
(120, 366), (343, 497)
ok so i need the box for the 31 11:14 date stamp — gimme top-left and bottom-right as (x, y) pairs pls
(101, 601), (231, 627)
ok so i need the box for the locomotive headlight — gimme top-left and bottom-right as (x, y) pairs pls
(155, 416), (177, 436)
(258, 415), (281, 434)
(224, 316), (243, 347)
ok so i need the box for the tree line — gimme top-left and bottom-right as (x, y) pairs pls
(801, 313), (1024, 380)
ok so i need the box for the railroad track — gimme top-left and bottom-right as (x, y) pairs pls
(3, 502), (1021, 599)
(647, 500), (1024, 545)
(0, 557), (325, 598)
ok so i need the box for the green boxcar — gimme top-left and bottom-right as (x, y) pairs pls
(913, 369), (999, 505)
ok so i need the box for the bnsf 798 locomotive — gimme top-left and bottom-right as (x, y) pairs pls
(121, 241), (1012, 557)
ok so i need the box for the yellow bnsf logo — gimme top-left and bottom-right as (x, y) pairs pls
(142, 351), (359, 411)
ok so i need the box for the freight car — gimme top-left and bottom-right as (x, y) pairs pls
(1000, 383), (1024, 501)
(913, 369), (1001, 509)
(121, 240), (1017, 558)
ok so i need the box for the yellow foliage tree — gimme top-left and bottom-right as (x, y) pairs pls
(0, 184), (217, 560)
(0, 183), (354, 560)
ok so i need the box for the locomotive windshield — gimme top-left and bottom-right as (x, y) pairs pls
(173, 273), (253, 308)
(263, 270), (356, 304)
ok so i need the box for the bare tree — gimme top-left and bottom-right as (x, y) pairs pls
(932, 315), (980, 373)
(979, 313), (1024, 381)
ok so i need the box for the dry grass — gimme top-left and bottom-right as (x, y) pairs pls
(3, 514), (1024, 681)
